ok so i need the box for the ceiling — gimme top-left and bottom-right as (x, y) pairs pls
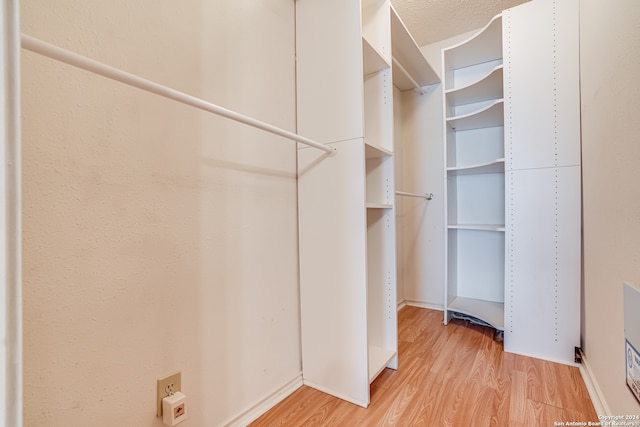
(391, 0), (531, 46)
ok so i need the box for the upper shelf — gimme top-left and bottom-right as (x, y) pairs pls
(447, 99), (504, 131)
(445, 65), (504, 106)
(443, 14), (503, 72)
(390, 5), (440, 90)
(363, 37), (391, 76)
(365, 141), (393, 158)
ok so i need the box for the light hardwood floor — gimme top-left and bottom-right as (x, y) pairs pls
(250, 306), (598, 426)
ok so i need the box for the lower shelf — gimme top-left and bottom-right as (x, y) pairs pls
(366, 203), (393, 209)
(368, 345), (396, 383)
(447, 297), (504, 330)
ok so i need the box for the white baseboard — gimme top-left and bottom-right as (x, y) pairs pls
(224, 373), (303, 427)
(502, 346), (579, 368)
(578, 349), (611, 416)
(404, 300), (444, 311)
(302, 379), (368, 408)
(397, 300), (407, 311)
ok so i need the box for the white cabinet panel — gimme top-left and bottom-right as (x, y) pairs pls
(504, 0), (580, 171)
(298, 139), (370, 406)
(296, 0), (364, 143)
(505, 166), (581, 363)
(502, 0), (581, 364)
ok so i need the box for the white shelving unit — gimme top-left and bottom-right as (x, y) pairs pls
(442, 14), (506, 331)
(362, 0), (394, 288)
(438, 0), (581, 366)
(362, 0), (397, 392)
(296, 0), (403, 408)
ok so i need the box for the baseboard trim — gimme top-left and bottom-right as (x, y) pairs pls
(397, 300), (407, 311)
(578, 349), (611, 416)
(503, 347), (579, 367)
(404, 300), (444, 311)
(224, 373), (303, 426)
(303, 379), (369, 408)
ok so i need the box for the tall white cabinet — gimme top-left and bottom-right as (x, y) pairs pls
(296, 0), (397, 408)
(441, 0), (581, 365)
(503, 0), (581, 364)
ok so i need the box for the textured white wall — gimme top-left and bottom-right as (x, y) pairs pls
(21, 1), (301, 425)
(396, 84), (445, 308)
(580, 0), (640, 415)
(393, 31), (478, 309)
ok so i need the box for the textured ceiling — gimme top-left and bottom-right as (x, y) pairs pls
(391, 0), (531, 46)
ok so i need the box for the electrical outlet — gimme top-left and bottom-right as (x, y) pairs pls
(157, 372), (181, 417)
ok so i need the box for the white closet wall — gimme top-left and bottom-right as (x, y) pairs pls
(21, 1), (302, 425)
(395, 31), (477, 310)
(395, 85), (445, 308)
(391, 6), (442, 310)
(580, 0), (640, 414)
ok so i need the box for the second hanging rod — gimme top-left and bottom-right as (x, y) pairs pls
(395, 191), (434, 200)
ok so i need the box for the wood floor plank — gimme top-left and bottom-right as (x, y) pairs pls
(404, 371), (447, 426)
(368, 357), (434, 426)
(509, 370), (528, 424)
(491, 375), (512, 426)
(250, 307), (598, 426)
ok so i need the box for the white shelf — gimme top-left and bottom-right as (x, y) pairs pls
(363, 37), (391, 76)
(444, 14), (503, 71)
(447, 297), (504, 330)
(390, 5), (439, 89)
(445, 65), (504, 106)
(366, 203), (393, 209)
(447, 99), (504, 131)
(447, 158), (505, 175)
(447, 224), (505, 232)
(365, 141), (392, 158)
(368, 345), (396, 383)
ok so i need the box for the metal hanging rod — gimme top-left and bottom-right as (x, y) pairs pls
(392, 57), (425, 95)
(20, 34), (336, 157)
(395, 191), (434, 200)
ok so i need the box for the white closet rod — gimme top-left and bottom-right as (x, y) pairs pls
(21, 34), (336, 157)
(392, 57), (425, 95)
(395, 191), (434, 200)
